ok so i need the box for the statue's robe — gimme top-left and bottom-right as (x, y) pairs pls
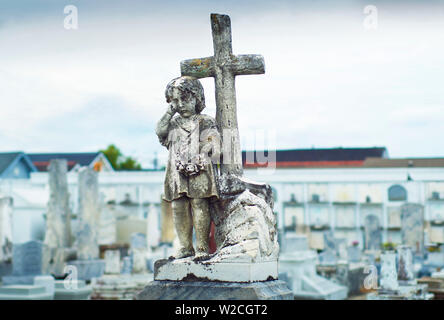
(158, 113), (220, 201)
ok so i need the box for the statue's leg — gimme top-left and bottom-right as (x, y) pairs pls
(190, 198), (211, 261)
(172, 197), (195, 259)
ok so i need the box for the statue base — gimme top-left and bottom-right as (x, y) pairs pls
(154, 258), (278, 282)
(136, 280), (293, 300)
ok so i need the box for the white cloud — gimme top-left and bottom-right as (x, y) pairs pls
(0, 1), (443, 166)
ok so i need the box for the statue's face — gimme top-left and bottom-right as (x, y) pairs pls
(171, 88), (196, 118)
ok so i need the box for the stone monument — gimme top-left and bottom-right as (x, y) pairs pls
(137, 13), (291, 300)
(367, 248), (432, 300)
(401, 203), (424, 257)
(364, 214), (382, 251)
(44, 159), (73, 276)
(2, 240), (49, 285)
(67, 167), (105, 281)
(279, 233), (347, 299)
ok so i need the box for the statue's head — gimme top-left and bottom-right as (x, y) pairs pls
(165, 76), (206, 117)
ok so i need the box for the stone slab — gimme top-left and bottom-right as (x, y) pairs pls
(136, 280), (293, 300)
(154, 258), (277, 282)
(54, 280), (92, 300)
(0, 285), (53, 300)
(90, 274), (153, 300)
(2, 275), (36, 285)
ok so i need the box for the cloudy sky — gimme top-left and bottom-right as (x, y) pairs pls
(0, 0), (443, 167)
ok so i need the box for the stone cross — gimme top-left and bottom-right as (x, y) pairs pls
(181, 13), (265, 176)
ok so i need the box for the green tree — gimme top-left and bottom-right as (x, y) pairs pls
(100, 144), (142, 170)
(100, 144), (122, 170)
(120, 156), (142, 171)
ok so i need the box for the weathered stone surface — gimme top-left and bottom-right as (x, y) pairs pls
(279, 234), (347, 300)
(364, 214), (382, 251)
(33, 275), (55, 297)
(45, 159), (71, 248)
(180, 13), (265, 176)
(401, 203), (424, 257)
(66, 259), (105, 281)
(154, 13), (277, 283)
(91, 274), (153, 300)
(2, 241), (50, 285)
(54, 280), (92, 300)
(379, 251), (399, 292)
(154, 258), (277, 282)
(75, 167), (101, 260)
(210, 183), (279, 263)
(397, 245), (415, 283)
(136, 280), (292, 300)
(0, 285), (53, 300)
(104, 250), (120, 274)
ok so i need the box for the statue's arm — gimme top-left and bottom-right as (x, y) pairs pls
(155, 108), (175, 148)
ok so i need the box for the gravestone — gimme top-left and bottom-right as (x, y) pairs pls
(379, 251), (399, 292)
(44, 159), (73, 276)
(364, 214), (382, 251)
(76, 167), (100, 259)
(397, 245), (415, 284)
(68, 167), (105, 281)
(278, 233), (347, 299)
(347, 246), (361, 263)
(2, 241), (49, 285)
(368, 248), (432, 300)
(98, 200), (117, 245)
(130, 233), (148, 274)
(0, 197), (13, 278)
(121, 257), (132, 275)
(318, 231), (338, 265)
(138, 13), (291, 300)
(130, 233), (146, 250)
(104, 250), (120, 275)
(146, 204), (160, 249)
(401, 203), (424, 257)
(429, 221), (444, 244)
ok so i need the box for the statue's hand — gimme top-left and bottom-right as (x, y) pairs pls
(167, 104), (177, 116)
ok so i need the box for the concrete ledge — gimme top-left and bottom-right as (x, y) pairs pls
(154, 258), (278, 282)
(136, 280), (293, 300)
(0, 285), (53, 300)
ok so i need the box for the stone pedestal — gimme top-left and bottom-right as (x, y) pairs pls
(91, 274), (153, 300)
(0, 285), (53, 300)
(136, 280), (292, 300)
(67, 260), (105, 281)
(54, 280), (92, 300)
(155, 258), (277, 282)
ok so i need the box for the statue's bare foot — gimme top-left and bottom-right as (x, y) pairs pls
(173, 248), (195, 259)
(193, 252), (211, 262)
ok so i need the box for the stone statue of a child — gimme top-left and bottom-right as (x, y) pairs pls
(156, 76), (220, 261)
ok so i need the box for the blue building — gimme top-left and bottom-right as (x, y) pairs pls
(0, 152), (38, 179)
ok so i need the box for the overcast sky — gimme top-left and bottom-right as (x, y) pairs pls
(0, 0), (443, 167)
